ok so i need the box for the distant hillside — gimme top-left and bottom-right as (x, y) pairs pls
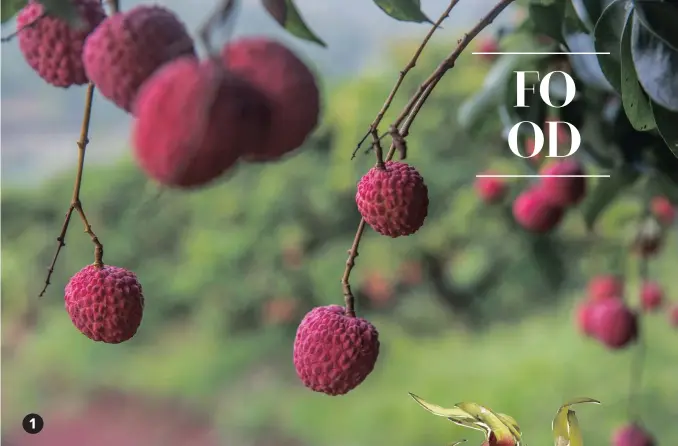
(0, 0), (510, 185)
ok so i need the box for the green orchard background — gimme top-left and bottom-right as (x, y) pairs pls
(2, 36), (678, 446)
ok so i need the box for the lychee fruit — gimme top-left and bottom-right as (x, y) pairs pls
(612, 423), (656, 446)
(587, 274), (623, 301)
(475, 172), (507, 204)
(650, 196), (675, 226)
(512, 186), (564, 233)
(482, 432), (516, 446)
(132, 56), (272, 188)
(293, 305), (379, 395)
(222, 37), (320, 161)
(540, 159), (586, 207)
(575, 301), (597, 337)
(640, 281), (664, 312)
(478, 37), (499, 62)
(64, 264), (144, 343)
(17, 0), (106, 87)
(590, 299), (638, 349)
(83, 5), (196, 113)
(356, 161), (429, 238)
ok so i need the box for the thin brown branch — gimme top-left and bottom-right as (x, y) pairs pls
(199, 0), (237, 59)
(341, 0), (515, 316)
(1, 13), (46, 43)
(351, 0), (462, 159)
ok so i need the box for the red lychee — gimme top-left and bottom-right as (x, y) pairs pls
(575, 301), (597, 337)
(356, 161), (429, 237)
(17, 0), (106, 87)
(132, 56), (271, 188)
(540, 159), (586, 207)
(587, 274), (623, 301)
(83, 5), (196, 113)
(475, 173), (507, 204)
(525, 137), (544, 165)
(650, 196), (675, 226)
(64, 264), (144, 343)
(222, 37), (320, 161)
(478, 37), (499, 62)
(293, 305), (380, 395)
(590, 299), (638, 349)
(640, 281), (664, 312)
(612, 423), (656, 446)
(482, 432), (516, 446)
(512, 186), (564, 233)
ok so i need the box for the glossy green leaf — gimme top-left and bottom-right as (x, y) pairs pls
(528, 1), (567, 45)
(496, 413), (522, 436)
(593, 0), (629, 94)
(262, 0), (326, 47)
(372, 0), (431, 23)
(631, 9), (678, 112)
(651, 101), (678, 158)
(572, 0), (616, 31)
(408, 393), (482, 429)
(633, 0), (678, 51)
(562, 1), (614, 91)
(619, 11), (655, 131)
(581, 164), (639, 230)
(1, 0), (27, 24)
(552, 398), (599, 446)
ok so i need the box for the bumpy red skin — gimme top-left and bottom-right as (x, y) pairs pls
(356, 161), (429, 237)
(293, 305), (380, 396)
(478, 38), (499, 62)
(540, 160), (586, 207)
(475, 173), (507, 204)
(83, 5), (196, 113)
(612, 424), (656, 446)
(650, 196), (675, 226)
(132, 57), (271, 188)
(65, 265), (144, 343)
(222, 37), (320, 161)
(512, 186), (564, 233)
(17, 0), (106, 88)
(640, 281), (664, 312)
(590, 299), (638, 349)
(587, 274), (623, 301)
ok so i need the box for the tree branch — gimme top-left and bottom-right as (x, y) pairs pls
(340, 0), (517, 316)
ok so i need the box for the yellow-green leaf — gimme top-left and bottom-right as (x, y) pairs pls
(552, 397), (600, 446)
(455, 402), (520, 443)
(496, 412), (522, 437)
(567, 410), (584, 446)
(408, 393), (487, 432)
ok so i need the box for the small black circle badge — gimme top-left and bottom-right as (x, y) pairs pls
(22, 413), (44, 434)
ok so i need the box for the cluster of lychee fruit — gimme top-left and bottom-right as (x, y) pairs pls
(15, 0), (322, 343)
(475, 157), (586, 233)
(17, 0), (321, 190)
(576, 274), (677, 349)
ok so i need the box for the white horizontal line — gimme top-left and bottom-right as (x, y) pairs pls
(476, 175), (611, 178)
(472, 52), (610, 55)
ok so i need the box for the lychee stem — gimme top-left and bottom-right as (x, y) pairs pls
(0, 12), (46, 43)
(341, 220), (366, 318)
(198, 0), (237, 60)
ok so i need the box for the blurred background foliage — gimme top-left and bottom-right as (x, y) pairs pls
(2, 26), (678, 446)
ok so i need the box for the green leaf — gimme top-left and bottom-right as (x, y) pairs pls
(581, 164), (639, 230)
(372, 0), (431, 23)
(619, 11), (655, 132)
(571, 0), (615, 31)
(630, 9), (678, 111)
(529, 234), (566, 290)
(650, 100), (678, 158)
(633, 0), (678, 51)
(454, 402), (521, 444)
(562, 1), (614, 92)
(1, 0), (27, 24)
(593, 0), (629, 94)
(261, 0), (326, 47)
(567, 411), (584, 446)
(528, 1), (567, 45)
